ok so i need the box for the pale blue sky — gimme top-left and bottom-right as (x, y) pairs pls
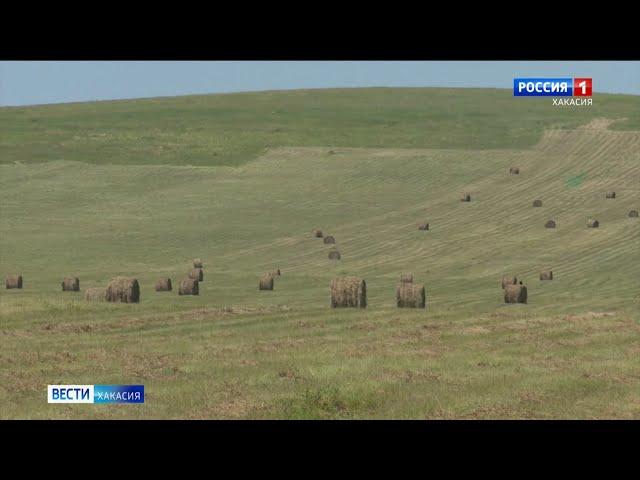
(0, 61), (638, 106)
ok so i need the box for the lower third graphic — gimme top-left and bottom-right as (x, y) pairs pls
(47, 385), (144, 404)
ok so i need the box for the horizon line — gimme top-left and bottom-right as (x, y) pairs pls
(2, 85), (638, 109)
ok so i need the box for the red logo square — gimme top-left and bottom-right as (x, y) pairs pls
(574, 78), (592, 96)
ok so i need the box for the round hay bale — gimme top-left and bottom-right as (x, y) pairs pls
(188, 268), (204, 282)
(105, 277), (140, 303)
(460, 194), (471, 202)
(61, 277), (80, 292)
(504, 284), (527, 304)
(545, 220), (556, 229)
(5, 274), (23, 289)
(178, 278), (199, 295)
(587, 219), (599, 228)
(629, 210), (639, 218)
(259, 274), (274, 291)
(396, 283), (426, 308)
(400, 273), (414, 284)
(193, 258), (203, 268)
(323, 235), (336, 244)
(155, 277), (172, 292)
(605, 192), (616, 199)
(418, 223), (429, 231)
(533, 199), (543, 207)
(313, 229), (323, 238)
(510, 167), (520, 174)
(330, 277), (367, 308)
(84, 287), (106, 302)
(501, 275), (517, 289)
(540, 270), (553, 281)
(328, 250), (341, 260)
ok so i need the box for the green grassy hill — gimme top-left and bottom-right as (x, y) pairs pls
(1, 88), (639, 419)
(2, 87), (640, 166)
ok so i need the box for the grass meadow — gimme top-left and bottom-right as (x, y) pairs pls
(1, 88), (639, 418)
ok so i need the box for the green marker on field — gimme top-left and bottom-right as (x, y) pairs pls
(566, 172), (586, 188)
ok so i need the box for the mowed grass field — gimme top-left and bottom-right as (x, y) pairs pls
(1, 88), (639, 419)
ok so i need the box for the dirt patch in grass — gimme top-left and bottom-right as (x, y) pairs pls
(626, 343), (640, 357)
(581, 371), (636, 385)
(421, 323), (442, 331)
(297, 319), (326, 329)
(347, 321), (378, 332)
(389, 328), (431, 344)
(42, 322), (94, 334)
(7, 350), (78, 367)
(189, 398), (265, 419)
(517, 390), (546, 404)
(377, 368), (442, 384)
(343, 342), (387, 358)
(462, 402), (531, 419)
(562, 311), (617, 322)
(121, 352), (184, 380)
(463, 325), (491, 335)
(210, 398), (261, 418)
(409, 346), (442, 358)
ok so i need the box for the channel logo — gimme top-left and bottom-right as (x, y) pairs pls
(514, 78), (592, 97)
(48, 385), (144, 404)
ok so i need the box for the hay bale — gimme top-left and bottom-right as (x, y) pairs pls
(313, 229), (323, 238)
(396, 283), (426, 308)
(400, 273), (414, 284)
(605, 192), (616, 199)
(510, 167), (520, 174)
(105, 277), (140, 303)
(545, 220), (556, 228)
(533, 199), (543, 207)
(61, 277), (79, 292)
(504, 284), (527, 304)
(330, 277), (367, 308)
(155, 277), (172, 292)
(178, 278), (199, 295)
(460, 194), (471, 202)
(259, 274), (274, 291)
(84, 287), (106, 302)
(501, 275), (517, 289)
(629, 210), (639, 218)
(587, 219), (599, 228)
(193, 258), (203, 268)
(323, 235), (336, 244)
(188, 268), (204, 282)
(418, 223), (429, 231)
(328, 250), (341, 260)
(5, 274), (23, 289)
(540, 270), (553, 280)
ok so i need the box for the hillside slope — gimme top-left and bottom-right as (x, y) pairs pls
(2, 87), (640, 166)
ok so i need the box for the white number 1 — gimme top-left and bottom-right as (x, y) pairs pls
(578, 81), (587, 95)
